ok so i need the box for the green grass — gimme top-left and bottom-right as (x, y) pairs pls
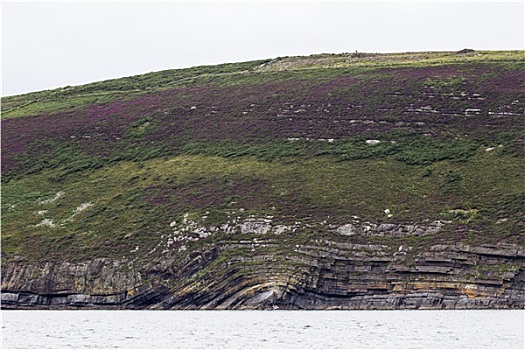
(2, 146), (523, 262)
(1, 60), (270, 119)
(3, 50), (523, 119)
(2, 50), (524, 264)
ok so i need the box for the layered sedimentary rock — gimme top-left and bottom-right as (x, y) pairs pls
(2, 217), (523, 309)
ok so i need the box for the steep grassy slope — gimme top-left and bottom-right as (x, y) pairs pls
(1, 51), (524, 309)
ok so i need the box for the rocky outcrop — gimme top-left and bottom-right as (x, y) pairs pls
(2, 237), (524, 309)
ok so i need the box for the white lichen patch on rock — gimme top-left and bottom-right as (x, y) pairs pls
(286, 137), (336, 143)
(407, 106), (439, 114)
(65, 202), (94, 222)
(159, 212), (299, 252)
(273, 225), (293, 235)
(39, 191), (64, 205)
(35, 219), (56, 228)
(74, 202), (93, 214)
(336, 224), (358, 236)
(157, 210), (447, 256)
(334, 220), (443, 237)
(240, 218), (272, 235)
(317, 138), (335, 143)
(464, 108), (482, 115)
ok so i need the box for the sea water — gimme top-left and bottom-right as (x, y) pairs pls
(2, 310), (523, 349)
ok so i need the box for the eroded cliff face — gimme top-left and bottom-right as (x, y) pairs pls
(2, 217), (524, 309)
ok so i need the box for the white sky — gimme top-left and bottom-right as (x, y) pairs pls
(2, 1), (524, 96)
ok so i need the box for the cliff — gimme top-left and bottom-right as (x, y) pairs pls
(2, 51), (524, 309)
(2, 216), (524, 309)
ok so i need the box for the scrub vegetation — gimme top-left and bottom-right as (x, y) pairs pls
(2, 50), (523, 263)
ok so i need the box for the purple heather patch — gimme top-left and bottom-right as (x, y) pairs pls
(2, 64), (523, 175)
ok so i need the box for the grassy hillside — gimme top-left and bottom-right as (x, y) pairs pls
(2, 50), (524, 264)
